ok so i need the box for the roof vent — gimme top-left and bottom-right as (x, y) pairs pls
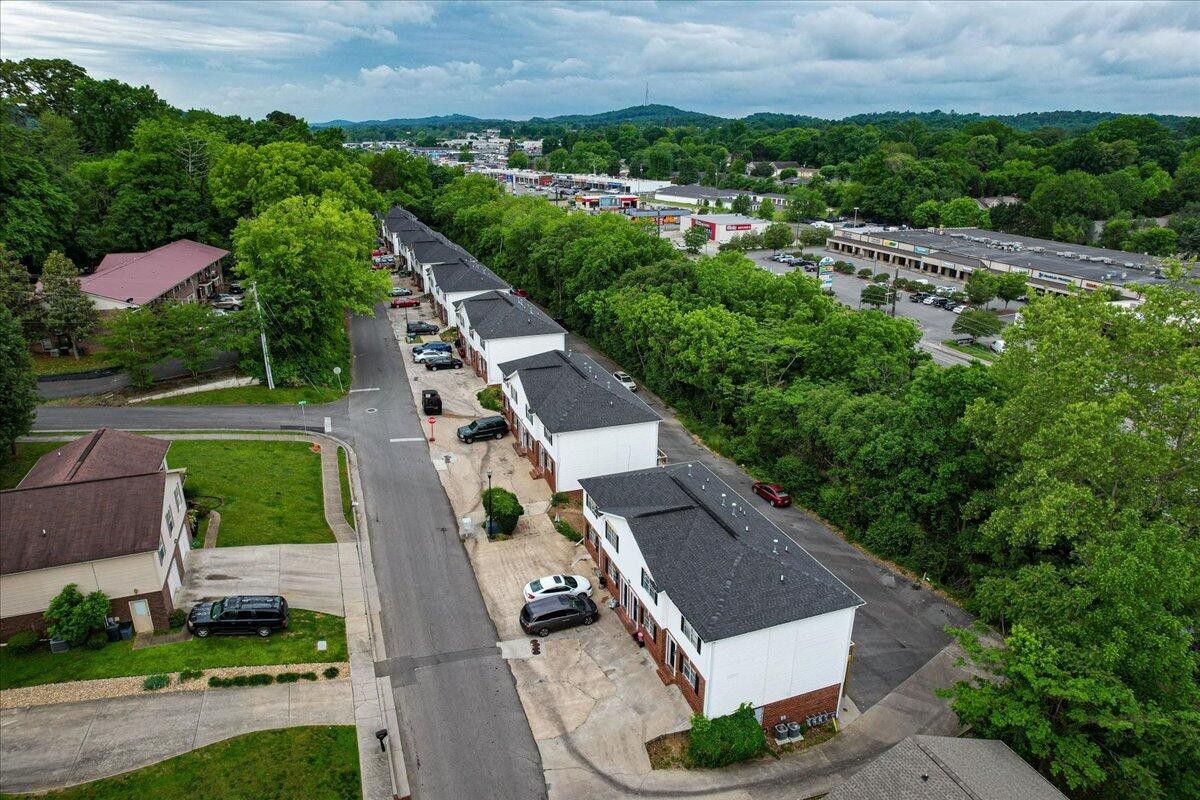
(772, 538), (778, 554)
(780, 574), (785, 583)
(731, 502), (738, 516)
(720, 493), (726, 506)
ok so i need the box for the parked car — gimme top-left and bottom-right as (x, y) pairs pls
(457, 416), (508, 443)
(751, 482), (792, 508)
(613, 371), (637, 392)
(210, 293), (244, 311)
(390, 287), (412, 297)
(803, 263), (818, 272)
(414, 348), (451, 364)
(951, 304), (967, 314)
(407, 321), (439, 335)
(422, 389), (442, 415)
(910, 292), (929, 303)
(522, 574), (593, 602)
(413, 342), (451, 356)
(425, 355), (463, 371)
(922, 296), (939, 305)
(991, 339), (1006, 354)
(519, 594), (599, 637)
(392, 297), (419, 308)
(187, 595), (289, 638)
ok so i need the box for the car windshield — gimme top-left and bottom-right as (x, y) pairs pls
(529, 579), (543, 593)
(466, 421), (479, 430)
(211, 600), (224, 616)
(562, 576), (578, 588)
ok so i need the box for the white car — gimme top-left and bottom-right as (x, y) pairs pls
(613, 371), (637, 392)
(413, 349), (450, 364)
(522, 574), (593, 602)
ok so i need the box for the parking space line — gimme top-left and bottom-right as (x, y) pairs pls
(389, 437), (423, 443)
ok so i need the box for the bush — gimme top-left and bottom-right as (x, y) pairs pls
(687, 704), (767, 768)
(323, 666), (340, 679)
(550, 491), (571, 506)
(179, 669), (203, 682)
(873, 272), (890, 283)
(833, 261), (855, 274)
(554, 518), (582, 542)
(439, 327), (459, 343)
(856, 267), (873, 279)
(85, 630), (108, 651)
(476, 385), (503, 412)
(44, 583), (110, 646)
(143, 674), (170, 691)
(301, 671), (318, 681)
(275, 671), (301, 683)
(208, 673), (275, 688)
(5, 630), (39, 655)
(481, 487), (524, 536)
(168, 609), (187, 629)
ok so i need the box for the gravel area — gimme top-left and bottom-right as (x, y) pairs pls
(0, 661), (349, 709)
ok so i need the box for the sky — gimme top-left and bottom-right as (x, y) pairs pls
(2, 0), (1199, 123)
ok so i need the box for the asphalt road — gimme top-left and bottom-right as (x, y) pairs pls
(36, 352), (240, 400)
(565, 333), (974, 711)
(32, 309), (547, 800)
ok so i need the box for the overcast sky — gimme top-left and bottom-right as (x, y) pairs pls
(2, 0), (1198, 122)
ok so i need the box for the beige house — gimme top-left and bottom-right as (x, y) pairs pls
(0, 429), (191, 639)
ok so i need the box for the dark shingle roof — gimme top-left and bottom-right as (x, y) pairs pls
(430, 260), (509, 293)
(411, 238), (464, 265)
(825, 735), (1067, 800)
(20, 428), (168, 488)
(578, 462), (862, 641)
(499, 349), (660, 434)
(457, 291), (565, 340)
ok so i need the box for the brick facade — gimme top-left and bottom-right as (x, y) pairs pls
(760, 683), (842, 729)
(0, 585), (173, 642)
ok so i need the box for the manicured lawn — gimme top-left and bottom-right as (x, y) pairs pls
(337, 446), (354, 529)
(30, 352), (114, 376)
(144, 385), (344, 406)
(0, 441), (60, 489)
(942, 339), (996, 362)
(167, 440), (334, 547)
(0, 610), (345, 690)
(6, 726), (360, 800)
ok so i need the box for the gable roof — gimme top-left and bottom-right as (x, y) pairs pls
(411, 238), (466, 265)
(499, 349), (660, 434)
(80, 240), (228, 305)
(19, 428), (169, 488)
(457, 290), (565, 340)
(578, 462), (862, 641)
(824, 735), (1067, 800)
(430, 259), (509, 294)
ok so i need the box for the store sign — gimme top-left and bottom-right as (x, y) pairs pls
(1083, 281), (1099, 289)
(914, 246), (929, 254)
(868, 237), (882, 245)
(726, 224), (752, 231)
(886, 240), (898, 247)
(1036, 271), (1072, 284)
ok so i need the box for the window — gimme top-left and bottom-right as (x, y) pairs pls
(525, 405), (533, 421)
(174, 485), (184, 509)
(640, 568), (658, 603)
(681, 616), (702, 654)
(643, 614), (658, 642)
(587, 525), (599, 547)
(604, 521), (619, 552)
(681, 657), (699, 692)
(607, 559), (619, 586)
(165, 507), (175, 533)
(545, 431), (553, 445)
(157, 542), (167, 564)
(585, 493), (598, 516)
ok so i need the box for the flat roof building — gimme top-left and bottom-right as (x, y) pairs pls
(688, 213), (771, 244)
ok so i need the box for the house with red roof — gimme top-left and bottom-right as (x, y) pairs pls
(80, 239), (229, 310)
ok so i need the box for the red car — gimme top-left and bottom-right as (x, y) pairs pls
(751, 482), (792, 508)
(391, 297), (419, 308)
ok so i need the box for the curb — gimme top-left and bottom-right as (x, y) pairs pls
(36, 366), (121, 382)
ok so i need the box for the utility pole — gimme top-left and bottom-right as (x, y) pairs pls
(252, 282), (275, 389)
(891, 262), (899, 317)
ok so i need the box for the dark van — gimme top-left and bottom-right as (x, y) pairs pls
(519, 594), (599, 637)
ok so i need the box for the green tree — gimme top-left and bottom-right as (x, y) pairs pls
(0, 307), (37, 454)
(69, 76), (171, 154)
(911, 199), (942, 228)
(0, 119), (75, 265)
(44, 584), (110, 645)
(683, 224), (709, 254)
(951, 308), (1002, 341)
(762, 222), (793, 251)
(1168, 203), (1200, 256)
(232, 195), (389, 385)
(730, 194), (752, 215)
(1122, 225), (1178, 256)
(0, 58), (87, 117)
(785, 186), (826, 222)
(994, 271), (1028, 308)
(101, 306), (169, 388)
(0, 245), (38, 340)
(860, 283), (891, 308)
(964, 270), (999, 307)
(162, 302), (228, 376)
(755, 198), (775, 220)
(481, 487), (524, 536)
(1173, 150), (1200, 205)
(939, 197), (987, 228)
(39, 251), (97, 357)
(1029, 170), (1120, 226)
(506, 150), (530, 169)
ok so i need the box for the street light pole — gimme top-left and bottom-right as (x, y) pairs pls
(853, 206), (859, 227)
(299, 400), (307, 431)
(486, 470), (493, 537)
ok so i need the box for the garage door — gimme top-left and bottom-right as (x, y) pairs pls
(166, 560), (182, 600)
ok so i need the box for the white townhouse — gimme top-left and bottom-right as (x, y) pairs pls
(427, 259), (509, 324)
(499, 349), (661, 494)
(578, 462), (863, 729)
(455, 291), (566, 384)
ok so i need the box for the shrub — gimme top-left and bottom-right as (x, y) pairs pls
(5, 630), (39, 655)
(856, 267), (873, 279)
(275, 672), (301, 683)
(476, 385), (503, 412)
(208, 673), (275, 688)
(439, 327), (459, 343)
(554, 518), (582, 542)
(481, 487), (524, 536)
(550, 491), (570, 507)
(873, 273), (890, 283)
(168, 609), (187, 629)
(301, 672), (318, 681)
(833, 261), (855, 274)
(84, 630), (108, 650)
(687, 703), (767, 768)
(143, 674), (170, 691)
(323, 666), (340, 679)
(179, 669), (203, 682)
(44, 583), (110, 646)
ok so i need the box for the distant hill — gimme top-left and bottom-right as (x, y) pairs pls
(532, 104), (724, 128)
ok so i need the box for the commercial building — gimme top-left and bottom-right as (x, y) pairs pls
(81, 240), (228, 310)
(456, 290), (566, 385)
(0, 429), (191, 639)
(475, 167), (673, 195)
(687, 213), (770, 244)
(827, 227), (1171, 298)
(499, 349), (662, 494)
(653, 184), (789, 209)
(575, 193), (639, 210)
(578, 462), (863, 727)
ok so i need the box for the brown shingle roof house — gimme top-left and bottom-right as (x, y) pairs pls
(0, 429), (192, 639)
(80, 239), (229, 309)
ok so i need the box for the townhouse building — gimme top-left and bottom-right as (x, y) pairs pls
(455, 290), (566, 384)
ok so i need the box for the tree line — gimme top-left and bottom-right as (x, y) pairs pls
(420, 174), (1198, 800)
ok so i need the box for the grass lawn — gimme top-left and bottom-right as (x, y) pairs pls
(6, 726), (360, 800)
(144, 385), (344, 406)
(168, 440), (333, 547)
(0, 441), (60, 489)
(337, 446), (354, 529)
(0, 610), (345, 690)
(30, 352), (114, 376)
(942, 339), (996, 361)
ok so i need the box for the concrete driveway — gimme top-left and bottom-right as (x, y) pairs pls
(0, 681), (352, 793)
(178, 543), (349, 616)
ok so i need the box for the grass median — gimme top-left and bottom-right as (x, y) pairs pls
(5, 726), (361, 800)
(0, 441), (60, 489)
(0, 609), (345, 690)
(168, 440), (334, 547)
(143, 385), (343, 406)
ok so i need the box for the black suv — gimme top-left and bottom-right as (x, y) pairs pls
(188, 595), (289, 638)
(422, 389), (442, 414)
(457, 416), (508, 443)
(407, 321), (439, 335)
(519, 595), (599, 637)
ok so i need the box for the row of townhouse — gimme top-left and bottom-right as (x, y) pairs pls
(379, 206), (862, 733)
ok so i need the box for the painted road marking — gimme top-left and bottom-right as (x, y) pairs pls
(349, 387), (381, 393)
(389, 437), (424, 442)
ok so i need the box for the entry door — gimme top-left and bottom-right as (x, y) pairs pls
(166, 560), (183, 600)
(129, 599), (153, 634)
(666, 635), (678, 675)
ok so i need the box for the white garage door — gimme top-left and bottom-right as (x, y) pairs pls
(166, 560), (182, 600)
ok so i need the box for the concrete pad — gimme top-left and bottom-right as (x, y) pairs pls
(510, 638), (615, 740)
(179, 543), (344, 615)
(0, 703), (98, 789)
